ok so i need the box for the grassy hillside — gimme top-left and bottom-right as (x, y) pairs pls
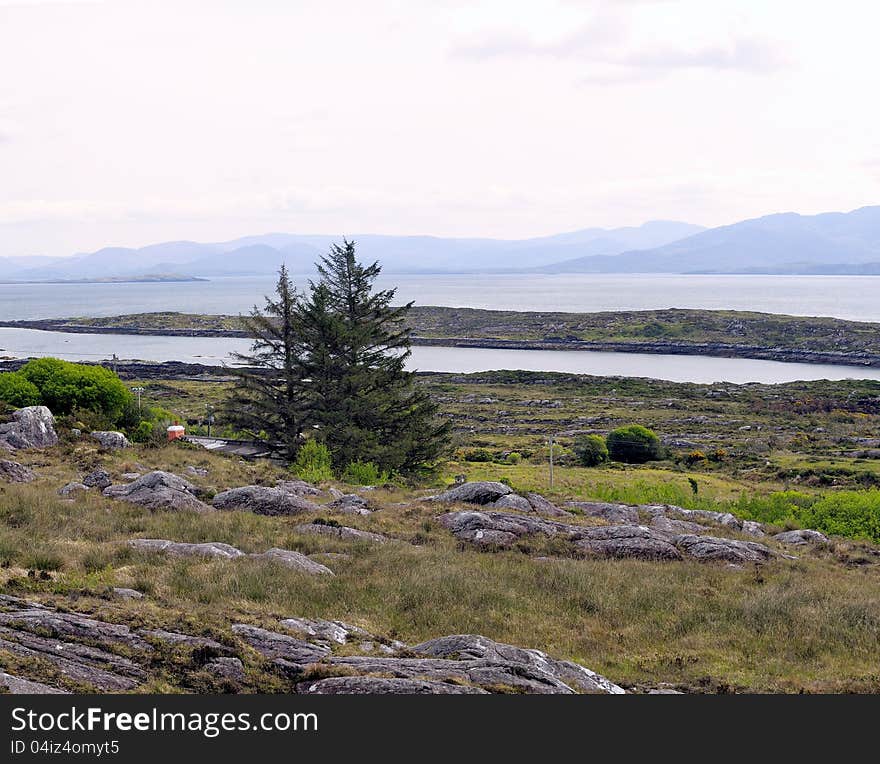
(2, 370), (879, 693)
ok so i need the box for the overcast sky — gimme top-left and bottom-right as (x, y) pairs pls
(1, 0), (879, 257)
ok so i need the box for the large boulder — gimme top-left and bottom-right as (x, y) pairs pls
(104, 471), (212, 512)
(0, 459), (36, 483)
(212, 485), (320, 516)
(0, 406), (58, 451)
(90, 431), (130, 450)
(428, 481), (513, 505)
(127, 538), (244, 559)
(674, 534), (775, 564)
(773, 529), (829, 545)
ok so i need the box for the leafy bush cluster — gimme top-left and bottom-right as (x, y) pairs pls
(568, 426), (662, 467)
(292, 439), (334, 484)
(0, 359), (132, 423)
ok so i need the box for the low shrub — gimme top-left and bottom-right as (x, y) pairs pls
(342, 460), (390, 486)
(293, 439), (334, 483)
(573, 434), (609, 467)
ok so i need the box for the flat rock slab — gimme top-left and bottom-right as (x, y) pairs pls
(212, 485), (321, 516)
(523, 492), (570, 517)
(250, 548), (334, 575)
(105, 471), (212, 512)
(651, 515), (707, 536)
(280, 616), (369, 645)
(0, 607), (152, 652)
(276, 479), (322, 496)
(566, 502), (640, 525)
(139, 629), (232, 654)
(411, 634), (624, 694)
(0, 406), (58, 451)
(297, 677), (488, 694)
(128, 538), (245, 560)
(0, 671), (69, 694)
(232, 624), (330, 666)
(773, 529), (829, 545)
(574, 525), (683, 561)
(673, 534), (775, 563)
(0, 459), (36, 483)
(293, 522), (388, 544)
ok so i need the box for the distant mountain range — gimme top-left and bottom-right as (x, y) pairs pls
(2, 206), (879, 279)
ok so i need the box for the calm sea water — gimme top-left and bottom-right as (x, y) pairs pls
(2, 327), (879, 385)
(3, 273), (880, 321)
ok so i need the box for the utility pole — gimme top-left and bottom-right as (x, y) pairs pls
(548, 436), (555, 490)
(132, 387), (145, 412)
(206, 404), (215, 437)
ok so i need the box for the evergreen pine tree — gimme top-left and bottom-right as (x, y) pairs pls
(303, 240), (451, 473)
(225, 265), (309, 460)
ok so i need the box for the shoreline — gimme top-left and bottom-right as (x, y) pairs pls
(1, 317), (879, 369)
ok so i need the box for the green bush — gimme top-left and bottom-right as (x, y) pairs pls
(18, 358), (132, 422)
(462, 448), (493, 462)
(342, 460), (389, 486)
(130, 420), (156, 444)
(0, 372), (41, 408)
(573, 434), (609, 467)
(606, 424), (662, 464)
(293, 439), (334, 483)
(506, 452), (522, 465)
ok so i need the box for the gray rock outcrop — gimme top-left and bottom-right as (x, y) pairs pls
(58, 481), (89, 496)
(83, 468), (112, 489)
(212, 485), (320, 516)
(574, 525), (683, 561)
(249, 548), (334, 575)
(104, 471), (212, 512)
(297, 677), (488, 694)
(673, 534), (775, 564)
(566, 501), (640, 525)
(90, 431), (130, 450)
(293, 521), (388, 544)
(0, 459), (36, 483)
(0, 406), (58, 451)
(128, 538), (244, 560)
(773, 529), (829, 545)
(428, 481), (513, 505)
